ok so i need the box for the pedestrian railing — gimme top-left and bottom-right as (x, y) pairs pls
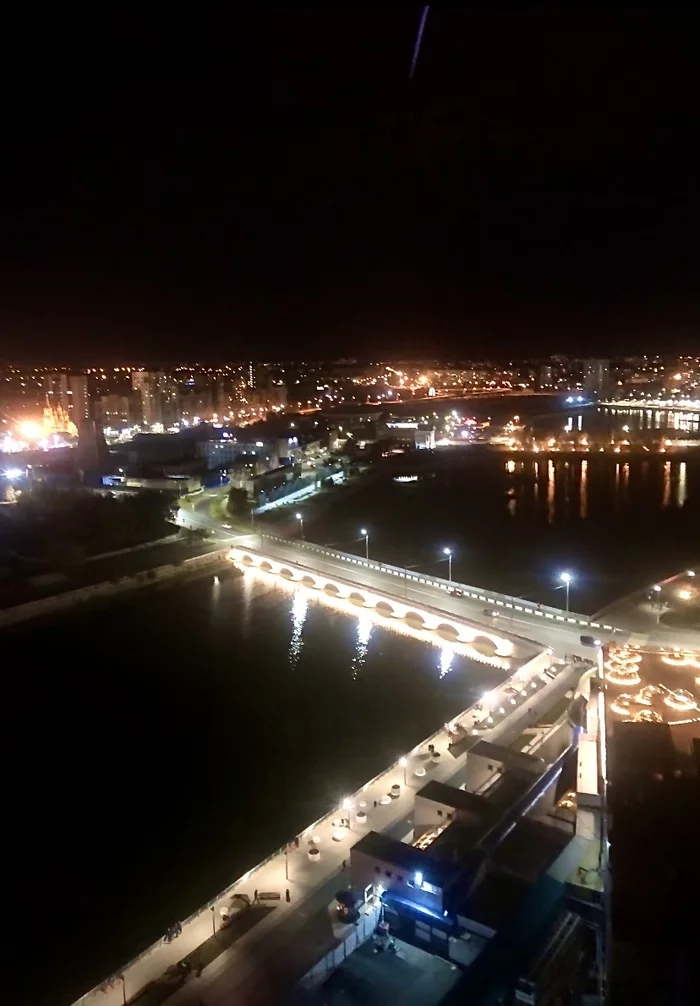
(256, 533), (619, 636)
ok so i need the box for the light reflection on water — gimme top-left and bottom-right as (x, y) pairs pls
(502, 455), (692, 519)
(678, 462), (688, 508)
(289, 587), (309, 665)
(439, 644), (455, 679)
(351, 613), (373, 680)
(663, 461), (671, 508)
(238, 564), (515, 672)
(547, 460), (555, 523)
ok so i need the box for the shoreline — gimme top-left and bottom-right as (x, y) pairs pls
(0, 547), (235, 630)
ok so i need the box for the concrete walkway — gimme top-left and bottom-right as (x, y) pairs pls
(77, 649), (580, 1006)
(594, 569), (700, 650)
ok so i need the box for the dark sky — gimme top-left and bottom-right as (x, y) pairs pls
(1, 6), (699, 362)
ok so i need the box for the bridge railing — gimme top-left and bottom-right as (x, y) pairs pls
(256, 533), (619, 636)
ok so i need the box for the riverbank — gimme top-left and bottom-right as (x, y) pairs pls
(0, 545), (233, 629)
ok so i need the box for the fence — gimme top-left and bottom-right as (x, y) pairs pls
(298, 903), (382, 990)
(256, 533), (620, 637)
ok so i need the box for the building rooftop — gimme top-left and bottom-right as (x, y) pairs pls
(425, 820), (489, 866)
(478, 769), (534, 815)
(472, 738), (546, 775)
(458, 870), (531, 933)
(611, 721), (678, 787)
(351, 831), (454, 888)
(491, 817), (573, 884)
(303, 936), (462, 1006)
(417, 779), (498, 817)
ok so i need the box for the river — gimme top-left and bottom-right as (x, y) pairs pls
(6, 567), (502, 1006)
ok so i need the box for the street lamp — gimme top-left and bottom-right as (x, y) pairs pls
(399, 756), (407, 785)
(442, 547), (452, 584)
(559, 571), (572, 612)
(295, 513), (304, 539)
(360, 528), (369, 561)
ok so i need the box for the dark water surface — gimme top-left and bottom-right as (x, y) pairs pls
(6, 571), (500, 1006)
(306, 436), (700, 613)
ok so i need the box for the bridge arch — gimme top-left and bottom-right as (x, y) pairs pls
(278, 567), (294, 579)
(404, 611), (426, 627)
(436, 622), (460, 640)
(469, 635), (499, 658)
(348, 592), (367, 606)
(375, 600), (396, 618)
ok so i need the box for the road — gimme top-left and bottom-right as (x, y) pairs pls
(177, 479), (698, 654)
(177, 489), (626, 658)
(176, 492), (612, 656)
(234, 536), (617, 659)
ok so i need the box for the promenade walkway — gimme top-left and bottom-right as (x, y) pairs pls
(78, 648), (580, 1006)
(594, 568), (700, 650)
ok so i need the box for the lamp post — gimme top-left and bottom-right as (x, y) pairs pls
(360, 528), (369, 561)
(442, 547), (452, 584)
(400, 756), (407, 785)
(295, 513), (304, 539)
(559, 571), (572, 612)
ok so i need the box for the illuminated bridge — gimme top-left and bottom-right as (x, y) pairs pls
(230, 533), (624, 657)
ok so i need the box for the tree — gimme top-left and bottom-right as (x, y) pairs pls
(227, 487), (251, 518)
(186, 528), (210, 542)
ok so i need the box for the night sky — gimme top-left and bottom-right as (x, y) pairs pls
(1, 7), (699, 362)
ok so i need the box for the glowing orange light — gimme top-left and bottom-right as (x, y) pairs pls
(19, 421), (42, 440)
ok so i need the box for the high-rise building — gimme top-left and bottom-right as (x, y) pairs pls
(45, 372), (69, 409)
(98, 394), (132, 427)
(45, 372), (91, 422)
(538, 364), (554, 390)
(68, 374), (90, 422)
(132, 371), (179, 427)
(582, 358), (610, 399)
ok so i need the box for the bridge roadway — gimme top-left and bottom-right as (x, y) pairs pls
(79, 647), (581, 1006)
(232, 532), (622, 659)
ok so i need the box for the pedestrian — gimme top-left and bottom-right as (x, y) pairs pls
(373, 800), (378, 809)
(285, 888), (291, 903)
(254, 888), (258, 902)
